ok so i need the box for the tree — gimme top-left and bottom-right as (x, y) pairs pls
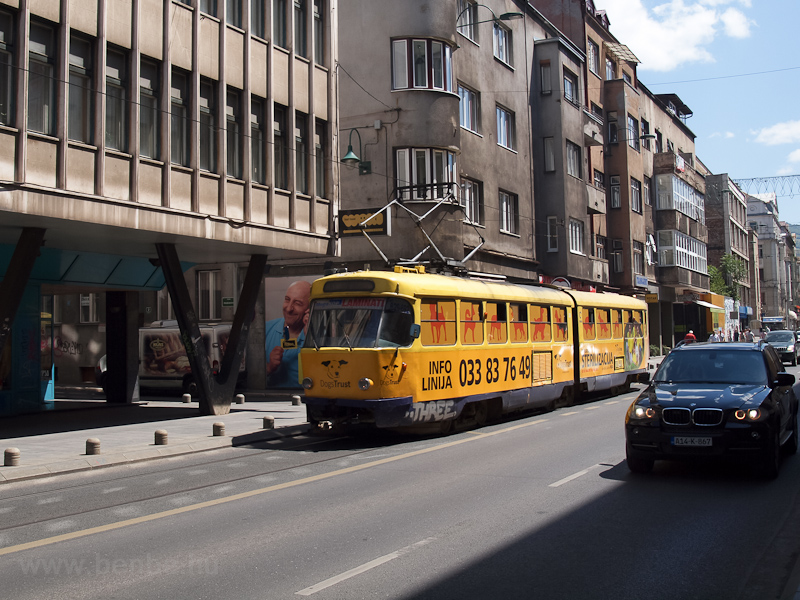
(709, 265), (729, 297)
(709, 254), (748, 301)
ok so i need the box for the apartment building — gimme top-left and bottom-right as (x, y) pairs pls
(0, 0), (338, 414)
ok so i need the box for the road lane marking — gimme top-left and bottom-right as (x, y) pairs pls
(584, 406), (599, 411)
(0, 418), (550, 557)
(604, 400), (620, 405)
(295, 537), (436, 596)
(549, 464), (602, 488)
(559, 411), (579, 417)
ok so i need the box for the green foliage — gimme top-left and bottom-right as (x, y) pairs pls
(710, 254), (748, 301)
(708, 265), (729, 297)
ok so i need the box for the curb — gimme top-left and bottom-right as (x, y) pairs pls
(0, 423), (312, 484)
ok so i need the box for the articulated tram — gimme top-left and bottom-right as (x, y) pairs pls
(299, 267), (648, 433)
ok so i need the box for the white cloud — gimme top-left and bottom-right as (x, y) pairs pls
(709, 131), (735, 139)
(787, 149), (800, 163)
(599, 0), (755, 72)
(754, 121), (800, 146)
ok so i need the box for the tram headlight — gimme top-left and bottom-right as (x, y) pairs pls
(358, 378), (373, 391)
(302, 377), (314, 390)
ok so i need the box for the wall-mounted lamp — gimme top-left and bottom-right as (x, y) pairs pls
(341, 128), (371, 175)
(456, 4), (524, 27)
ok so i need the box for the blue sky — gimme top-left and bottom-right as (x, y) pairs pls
(597, 0), (800, 222)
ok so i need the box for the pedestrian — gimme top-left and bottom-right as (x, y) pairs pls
(683, 330), (697, 343)
(744, 328), (754, 342)
(733, 328), (740, 342)
(708, 330), (721, 342)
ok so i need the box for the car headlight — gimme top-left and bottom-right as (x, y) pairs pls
(734, 408), (762, 422)
(628, 403), (657, 421)
(788, 345), (795, 352)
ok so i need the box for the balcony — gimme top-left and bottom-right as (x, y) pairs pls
(583, 109), (603, 147)
(591, 257), (609, 284)
(656, 210), (708, 244)
(657, 266), (709, 291)
(586, 183), (606, 214)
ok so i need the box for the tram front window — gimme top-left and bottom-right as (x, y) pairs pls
(305, 298), (415, 349)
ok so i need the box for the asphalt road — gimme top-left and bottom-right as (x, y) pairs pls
(1, 377), (800, 600)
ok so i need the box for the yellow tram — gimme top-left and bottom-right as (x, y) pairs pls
(299, 267), (648, 432)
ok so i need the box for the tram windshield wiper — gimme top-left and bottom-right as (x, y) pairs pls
(335, 315), (354, 350)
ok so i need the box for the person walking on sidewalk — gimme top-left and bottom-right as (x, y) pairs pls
(683, 330), (697, 343)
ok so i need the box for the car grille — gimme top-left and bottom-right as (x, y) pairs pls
(662, 407), (723, 426)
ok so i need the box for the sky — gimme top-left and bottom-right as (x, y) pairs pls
(595, 0), (800, 222)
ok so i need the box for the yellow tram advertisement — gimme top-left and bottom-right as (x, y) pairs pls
(299, 268), (648, 433)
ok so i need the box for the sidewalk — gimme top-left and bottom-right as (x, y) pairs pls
(0, 389), (311, 484)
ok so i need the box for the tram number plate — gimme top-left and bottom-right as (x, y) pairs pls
(672, 436), (712, 447)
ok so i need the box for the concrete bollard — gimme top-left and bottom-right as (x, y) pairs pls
(86, 438), (101, 455)
(292, 395), (302, 406)
(263, 415), (275, 429)
(155, 429), (168, 445)
(213, 422), (225, 436)
(4, 448), (20, 467)
(182, 394), (192, 403)
(235, 394), (245, 404)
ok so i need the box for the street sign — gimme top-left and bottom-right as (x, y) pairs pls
(645, 294), (658, 303)
(222, 297), (234, 307)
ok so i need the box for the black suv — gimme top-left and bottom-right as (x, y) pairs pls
(625, 342), (798, 478)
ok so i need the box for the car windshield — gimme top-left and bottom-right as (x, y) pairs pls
(653, 349), (768, 385)
(305, 297), (415, 349)
(766, 331), (795, 343)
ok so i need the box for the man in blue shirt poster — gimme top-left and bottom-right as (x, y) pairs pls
(265, 280), (311, 388)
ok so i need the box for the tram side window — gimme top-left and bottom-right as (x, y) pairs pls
(597, 308), (611, 340)
(421, 299), (456, 346)
(552, 306), (568, 342)
(461, 300), (484, 345)
(582, 307), (596, 340)
(486, 302), (508, 344)
(510, 303), (528, 343)
(612, 309), (623, 339)
(627, 309), (644, 339)
(530, 304), (551, 342)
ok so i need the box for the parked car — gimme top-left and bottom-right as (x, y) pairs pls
(625, 342), (798, 478)
(765, 330), (799, 365)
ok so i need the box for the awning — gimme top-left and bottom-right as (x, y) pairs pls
(695, 300), (724, 311)
(763, 316), (785, 323)
(739, 306), (753, 316)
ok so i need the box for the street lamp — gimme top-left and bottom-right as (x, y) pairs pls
(341, 128), (371, 175)
(456, 3), (523, 29)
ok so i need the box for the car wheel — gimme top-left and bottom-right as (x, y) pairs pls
(626, 443), (654, 474)
(760, 429), (781, 479)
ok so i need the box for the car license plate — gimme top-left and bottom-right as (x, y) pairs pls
(672, 436), (712, 447)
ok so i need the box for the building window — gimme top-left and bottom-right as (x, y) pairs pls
(627, 114), (640, 150)
(68, 34), (93, 144)
(496, 105), (515, 150)
(493, 22), (512, 65)
(569, 219), (584, 254)
(547, 216), (558, 251)
(315, 119), (326, 197)
(294, 0), (307, 59)
(313, 0), (324, 65)
(657, 230), (707, 274)
(226, 89), (242, 178)
(544, 137), (555, 172)
(655, 130), (663, 153)
(610, 175), (620, 208)
(28, 22), (56, 135)
(226, 0), (242, 27)
(199, 78), (217, 172)
(587, 39), (599, 75)
(392, 38), (452, 92)
(457, 0), (478, 42)
(171, 68), (190, 167)
(633, 241), (644, 274)
(461, 177), (484, 225)
(140, 59), (159, 159)
(499, 190), (518, 235)
(105, 48), (128, 152)
(563, 68), (578, 105)
(612, 249), (623, 273)
(622, 71), (632, 85)
(540, 61), (551, 94)
(396, 147), (456, 201)
(0, 11), (15, 126)
(274, 0), (287, 49)
(631, 177), (642, 213)
(200, 0), (217, 17)
(643, 176), (652, 205)
(605, 57), (616, 80)
(641, 119), (650, 150)
(80, 293), (100, 323)
(274, 103), (288, 189)
(566, 140), (581, 178)
(458, 84), (479, 133)
(251, 96), (266, 184)
(607, 111), (618, 143)
(197, 270), (222, 321)
(595, 235), (607, 259)
(593, 169), (604, 189)
(295, 110), (308, 194)
(252, 0), (265, 38)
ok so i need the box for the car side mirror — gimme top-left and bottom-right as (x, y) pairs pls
(774, 372), (795, 387)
